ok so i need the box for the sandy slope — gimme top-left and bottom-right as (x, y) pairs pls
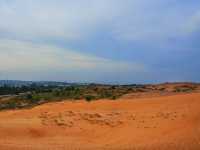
(0, 93), (200, 150)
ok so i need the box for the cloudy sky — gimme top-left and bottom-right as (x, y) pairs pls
(0, 0), (200, 84)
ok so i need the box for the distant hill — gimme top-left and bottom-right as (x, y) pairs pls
(0, 80), (71, 87)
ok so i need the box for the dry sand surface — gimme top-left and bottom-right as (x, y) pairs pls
(0, 93), (200, 150)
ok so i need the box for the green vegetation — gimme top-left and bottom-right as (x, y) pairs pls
(173, 85), (197, 93)
(0, 84), (143, 110)
(84, 95), (95, 102)
(0, 83), (198, 111)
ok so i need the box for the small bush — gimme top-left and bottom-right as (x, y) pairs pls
(7, 101), (17, 109)
(111, 95), (117, 100)
(85, 95), (95, 102)
(26, 94), (33, 100)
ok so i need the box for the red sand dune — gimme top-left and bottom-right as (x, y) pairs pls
(0, 93), (200, 150)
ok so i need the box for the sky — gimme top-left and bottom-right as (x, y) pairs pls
(0, 0), (200, 84)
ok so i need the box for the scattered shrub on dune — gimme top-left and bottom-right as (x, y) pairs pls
(1, 83), (197, 110)
(85, 95), (96, 102)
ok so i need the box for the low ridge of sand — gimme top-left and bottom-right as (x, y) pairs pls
(0, 93), (200, 150)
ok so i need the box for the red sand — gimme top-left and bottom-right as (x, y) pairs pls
(0, 93), (200, 150)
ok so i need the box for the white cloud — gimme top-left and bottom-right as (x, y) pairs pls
(0, 0), (122, 40)
(111, 2), (198, 42)
(0, 39), (145, 74)
(0, 0), (199, 43)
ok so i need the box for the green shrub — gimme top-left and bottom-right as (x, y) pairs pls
(111, 95), (117, 100)
(85, 95), (95, 102)
(7, 101), (17, 109)
(26, 94), (33, 100)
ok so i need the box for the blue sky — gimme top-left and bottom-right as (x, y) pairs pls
(0, 0), (200, 84)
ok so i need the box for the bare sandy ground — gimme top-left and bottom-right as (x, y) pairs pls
(0, 93), (200, 150)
